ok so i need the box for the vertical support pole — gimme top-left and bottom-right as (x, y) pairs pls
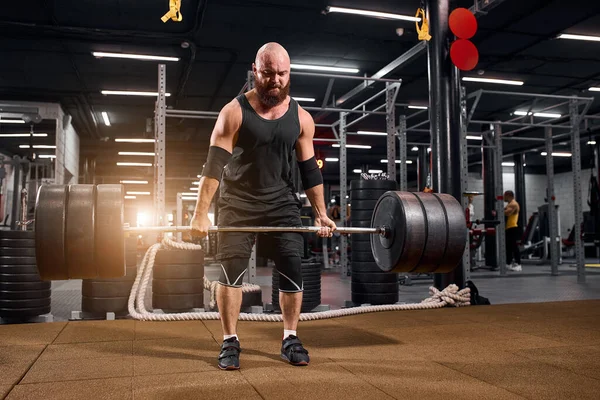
(247, 70), (255, 90)
(570, 100), (585, 283)
(494, 123), (507, 276)
(460, 86), (470, 281)
(513, 153), (527, 231)
(176, 193), (183, 242)
(339, 112), (349, 277)
(248, 242), (257, 284)
(386, 83), (397, 182)
(154, 64), (167, 226)
(417, 146), (428, 191)
(398, 115), (408, 191)
(545, 127), (559, 275)
(10, 158), (20, 230)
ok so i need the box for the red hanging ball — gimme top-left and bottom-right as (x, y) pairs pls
(450, 39), (479, 71)
(449, 8), (477, 39)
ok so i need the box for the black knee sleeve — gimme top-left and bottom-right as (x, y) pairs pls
(218, 258), (249, 288)
(274, 256), (303, 293)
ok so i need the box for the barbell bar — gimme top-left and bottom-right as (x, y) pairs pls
(33, 184), (467, 281)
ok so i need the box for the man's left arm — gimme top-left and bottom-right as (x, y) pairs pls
(504, 202), (516, 216)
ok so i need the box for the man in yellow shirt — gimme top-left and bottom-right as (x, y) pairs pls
(504, 190), (522, 271)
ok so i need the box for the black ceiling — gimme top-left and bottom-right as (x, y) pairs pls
(1, 0), (600, 203)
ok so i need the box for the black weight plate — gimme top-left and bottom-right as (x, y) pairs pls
(301, 262), (321, 271)
(0, 273), (43, 282)
(0, 306), (51, 318)
(241, 290), (263, 308)
(0, 265), (40, 275)
(86, 267), (137, 283)
(351, 282), (398, 294)
(0, 239), (35, 248)
(351, 220), (373, 228)
(0, 230), (35, 239)
(411, 193), (448, 274)
(0, 281), (50, 291)
(152, 293), (203, 310)
(351, 272), (398, 284)
(81, 296), (129, 315)
(155, 249), (205, 265)
(0, 289), (51, 300)
(0, 256), (37, 265)
(153, 263), (205, 279)
(34, 184), (68, 280)
(0, 297), (51, 308)
(352, 251), (375, 263)
(349, 200), (378, 211)
(82, 280), (134, 298)
(434, 193), (467, 273)
(95, 184), (126, 279)
(66, 185), (97, 279)
(371, 192), (426, 273)
(350, 180), (397, 191)
(351, 190), (390, 201)
(351, 210), (375, 221)
(0, 248), (35, 257)
(152, 278), (204, 295)
(351, 292), (399, 305)
(351, 262), (382, 273)
(351, 241), (372, 252)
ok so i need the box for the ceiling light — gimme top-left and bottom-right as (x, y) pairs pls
(589, 87), (600, 92)
(19, 145), (56, 149)
(502, 162), (515, 167)
(540, 152), (572, 157)
(514, 111), (561, 118)
(0, 133), (47, 137)
(124, 195), (137, 199)
(332, 144), (372, 149)
(92, 51), (180, 62)
(117, 162), (153, 167)
(189, 187), (199, 191)
(300, 194), (307, 198)
(0, 119), (25, 124)
(368, 169), (383, 174)
(326, 6), (420, 22)
(558, 33), (600, 42)
(115, 138), (155, 143)
(38, 154), (56, 159)
(353, 169), (362, 173)
(181, 192), (197, 196)
(127, 191), (150, 195)
(408, 105), (428, 110)
(357, 131), (388, 136)
(101, 111), (111, 126)
(101, 90), (171, 97)
(427, 147), (431, 152)
(118, 151), (156, 156)
(380, 159), (413, 164)
(120, 180), (148, 184)
(325, 157), (339, 162)
(411, 146), (419, 151)
(293, 97), (316, 102)
(192, 181), (200, 185)
(290, 63), (359, 74)
(588, 141), (597, 145)
(181, 197), (196, 201)
(462, 77), (524, 86)
(466, 135), (483, 140)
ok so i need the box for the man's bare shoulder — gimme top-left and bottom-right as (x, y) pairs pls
(297, 103), (314, 128)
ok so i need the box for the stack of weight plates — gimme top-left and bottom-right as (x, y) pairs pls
(81, 235), (137, 316)
(350, 180), (399, 305)
(152, 248), (204, 312)
(0, 230), (51, 319)
(272, 261), (321, 313)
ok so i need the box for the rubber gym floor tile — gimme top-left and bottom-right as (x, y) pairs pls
(132, 338), (217, 376)
(515, 345), (600, 380)
(440, 356), (600, 400)
(201, 319), (282, 339)
(133, 371), (263, 400)
(241, 362), (396, 400)
(52, 320), (135, 343)
(0, 385), (12, 400)
(133, 337), (214, 357)
(522, 327), (600, 346)
(332, 311), (441, 329)
(133, 354), (216, 376)
(0, 345), (45, 365)
(0, 363), (34, 385)
(336, 360), (526, 400)
(38, 341), (133, 361)
(5, 377), (133, 400)
(20, 356), (133, 384)
(0, 322), (66, 345)
(134, 320), (213, 340)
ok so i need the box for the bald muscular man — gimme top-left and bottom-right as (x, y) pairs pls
(191, 42), (336, 370)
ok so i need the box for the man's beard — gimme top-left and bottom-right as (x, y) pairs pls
(256, 80), (290, 107)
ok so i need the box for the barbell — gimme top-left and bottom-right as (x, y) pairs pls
(33, 184), (467, 281)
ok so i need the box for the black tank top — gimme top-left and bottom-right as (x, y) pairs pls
(218, 94), (301, 219)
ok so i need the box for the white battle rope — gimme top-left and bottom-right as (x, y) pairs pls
(128, 237), (471, 322)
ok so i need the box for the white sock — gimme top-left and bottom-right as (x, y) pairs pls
(223, 334), (238, 341)
(283, 329), (296, 339)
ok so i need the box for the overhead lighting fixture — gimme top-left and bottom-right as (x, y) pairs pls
(116, 162), (153, 167)
(92, 51), (180, 62)
(127, 191), (150, 195)
(182, 196), (197, 201)
(101, 111), (111, 126)
(38, 154), (56, 159)
(326, 6), (420, 22)
(588, 141), (597, 145)
(502, 162), (515, 167)
(325, 157), (339, 162)
(118, 151), (156, 156)
(368, 169), (383, 174)
(0, 133), (47, 137)
(353, 169), (362, 173)
(411, 146), (419, 151)
(120, 180), (148, 184)
(101, 90), (171, 97)
(124, 195), (137, 199)
(462, 77), (524, 86)
(380, 159), (413, 164)
(466, 135), (483, 140)
(332, 144), (372, 149)
(589, 87), (600, 92)
(115, 138), (155, 143)
(0, 119), (25, 124)
(189, 187), (199, 191)
(357, 131), (388, 136)
(290, 63), (359, 74)
(300, 193), (307, 198)
(408, 105), (428, 110)
(293, 97), (316, 102)
(192, 181), (200, 185)
(557, 33), (600, 42)
(181, 192), (197, 196)
(514, 111), (561, 118)
(19, 145), (56, 149)
(540, 152), (572, 157)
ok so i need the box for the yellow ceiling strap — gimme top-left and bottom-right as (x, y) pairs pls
(161, 0), (183, 23)
(415, 8), (431, 41)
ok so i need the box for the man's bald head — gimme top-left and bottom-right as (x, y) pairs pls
(252, 42), (291, 107)
(254, 42), (290, 69)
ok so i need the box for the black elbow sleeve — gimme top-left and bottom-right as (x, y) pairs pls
(201, 146), (232, 181)
(298, 156), (323, 190)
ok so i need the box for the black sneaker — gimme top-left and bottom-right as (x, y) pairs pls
(281, 335), (310, 366)
(218, 337), (241, 370)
